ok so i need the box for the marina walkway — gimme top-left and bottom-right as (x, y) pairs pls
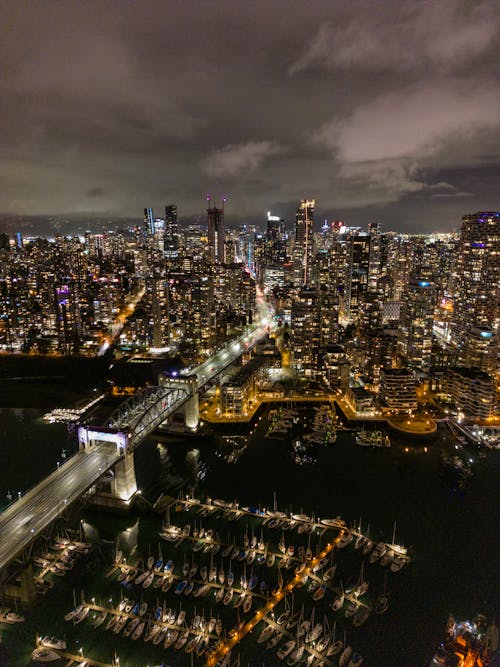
(205, 530), (344, 666)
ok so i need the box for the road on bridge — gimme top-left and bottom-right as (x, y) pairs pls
(0, 446), (117, 571)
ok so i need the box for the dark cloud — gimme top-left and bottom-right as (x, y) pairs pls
(0, 0), (498, 231)
(86, 188), (105, 198)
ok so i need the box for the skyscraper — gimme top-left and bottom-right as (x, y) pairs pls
(144, 207), (154, 237)
(291, 287), (321, 376)
(345, 230), (369, 321)
(398, 275), (435, 373)
(265, 212), (287, 266)
(292, 199), (315, 286)
(452, 211), (499, 372)
(345, 224), (384, 326)
(207, 196), (226, 263)
(164, 204), (179, 259)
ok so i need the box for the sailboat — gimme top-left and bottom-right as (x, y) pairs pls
(285, 602), (301, 631)
(243, 592), (252, 613)
(375, 572), (389, 614)
(307, 608), (323, 642)
(352, 604), (370, 627)
(362, 533), (374, 556)
(353, 561), (369, 597)
(345, 597), (360, 618)
(305, 533), (313, 561)
(257, 623), (275, 643)
(313, 583), (327, 601)
(258, 527), (265, 551)
(323, 561), (337, 582)
(218, 559), (225, 584)
(222, 538), (233, 558)
(189, 555), (198, 578)
(331, 582), (345, 612)
(208, 554), (217, 582)
(277, 639), (296, 660)
(326, 621), (343, 656)
(287, 641), (305, 665)
(248, 569), (258, 591)
(240, 563), (248, 590)
(277, 596), (292, 625)
(339, 639), (353, 667)
(369, 541), (387, 563)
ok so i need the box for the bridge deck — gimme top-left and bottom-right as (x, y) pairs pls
(0, 447), (118, 571)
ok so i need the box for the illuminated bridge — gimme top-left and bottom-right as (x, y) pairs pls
(0, 321), (272, 581)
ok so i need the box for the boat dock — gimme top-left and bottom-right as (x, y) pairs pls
(36, 636), (115, 667)
(108, 561), (268, 603)
(205, 530), (344, 665)
(262, 615), (336, 667)
(180, 494), (411, 565)
(81, 601), (220, 641)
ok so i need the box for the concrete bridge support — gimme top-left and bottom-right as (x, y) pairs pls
(110, 452), (138, 503)
(77, 426), (137, 511)
(1, 563), (37, 605)
(159, 374), (199, 430)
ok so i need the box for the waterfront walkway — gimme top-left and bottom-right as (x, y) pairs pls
(387, 416), (437, 436)
(201, 392), (438, 437)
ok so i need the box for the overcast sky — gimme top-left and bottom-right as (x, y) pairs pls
(1, 0), (499, 232)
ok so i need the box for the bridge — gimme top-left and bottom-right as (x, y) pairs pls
(0, 320), (273, 587)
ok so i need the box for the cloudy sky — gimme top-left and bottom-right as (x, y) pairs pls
(1, 0), (499, 232)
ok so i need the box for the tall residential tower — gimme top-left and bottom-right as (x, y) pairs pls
(207, 196), (226, 264)
(452, 211), (499, 372)
(292, 199), (315, 286)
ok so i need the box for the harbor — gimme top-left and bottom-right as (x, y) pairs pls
(0, 403), (498, 666)
(24, 493), (410, 666)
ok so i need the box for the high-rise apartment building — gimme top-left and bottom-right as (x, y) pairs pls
(265, 212), (287, 266)
(344, 224), (385, 327)
(398, 276), (435, 373)
(207, 196), (226, 264)
(292, 199), (315, 286)
(345, 230), (369, 321)
(164, 205), (179, 259)
(144, 207), (155, 236)
(291, 287), (321, 376)
(452, 211), (499, 372)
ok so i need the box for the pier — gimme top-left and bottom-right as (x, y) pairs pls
(205, 529), (344, 665)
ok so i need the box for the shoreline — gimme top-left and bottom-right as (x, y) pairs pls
(201, 395), (439, 438)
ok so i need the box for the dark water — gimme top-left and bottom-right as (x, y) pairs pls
(0, 405), (498, 667)
(0, 409), (75, 508)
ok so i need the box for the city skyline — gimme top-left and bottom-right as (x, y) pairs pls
(1, 0), (499, 232)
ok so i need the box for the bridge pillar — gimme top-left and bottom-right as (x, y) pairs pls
(110, 451), (138, 504)
(159, 374), (199, 431)
(1, 564), (37, 605)
(77, 426), (137, 511)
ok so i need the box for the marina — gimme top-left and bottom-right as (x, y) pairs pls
(0, 403), (498, 666)
(24, 493), (411, 666)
